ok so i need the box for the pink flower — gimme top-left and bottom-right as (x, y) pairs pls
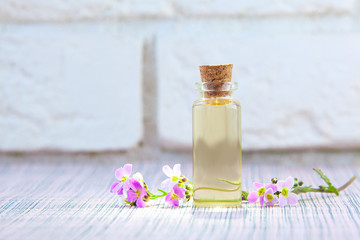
(126, 178), (148, 208)
(110, 164), (132, 195)
(277, 176), (298, 207)
(161, 164), (182, 190)
(264, 188), (279, 207)
(165, 185), (185, 207)
(248, 183), (277, 206)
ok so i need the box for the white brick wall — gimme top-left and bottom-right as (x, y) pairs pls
(0, 25), (142, 151)
(158, 34), (360, 150)
(0, 0), (173, 21)
(0, 1), (360, 152)
(173, 0), (357, 16)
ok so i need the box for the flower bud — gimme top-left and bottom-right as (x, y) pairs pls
(143, 195), (150, 202)
(271, 178), (278, 184)
(299, 180), (303, 186)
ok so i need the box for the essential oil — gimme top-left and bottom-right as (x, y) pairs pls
(193, 64), (242, 207)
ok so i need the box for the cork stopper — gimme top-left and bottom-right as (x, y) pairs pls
(199, 64), (233, 98)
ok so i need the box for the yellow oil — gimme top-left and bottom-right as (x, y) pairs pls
(192, 98), (242, 207)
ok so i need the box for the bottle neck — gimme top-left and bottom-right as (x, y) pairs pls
(196, 82), (237, 99)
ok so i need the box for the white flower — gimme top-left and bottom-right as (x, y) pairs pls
(161, 164), (182, 190)
(133, 172), (144, 185)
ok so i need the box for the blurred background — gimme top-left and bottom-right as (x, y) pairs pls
(1, 0), (360, 162)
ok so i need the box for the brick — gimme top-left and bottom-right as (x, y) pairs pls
(172, 0), (356, 16)
(0, 24), (142, 151)
(0, 0), (172, 22)
(157, 33), (360, 150)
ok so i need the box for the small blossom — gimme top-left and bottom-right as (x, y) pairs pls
(110, 164), (133, 195)
(161, 164), (182, 190)
(126, 178), (148, 208)
(165, 185), (185, 207)
(277, 176), (298, 207)
(264, 188), (279, 206)
(115, 164), (132, 181)
(248, 183), (277, 206)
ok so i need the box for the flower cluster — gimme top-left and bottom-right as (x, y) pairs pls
(161, 164), (193, 206)
(110, 164), (355, 208)
(110, 164), (149, 208)
(110, 164), (193, 208)
(248, 176), (299, 207)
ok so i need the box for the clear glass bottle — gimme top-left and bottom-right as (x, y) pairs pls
(192, 64), (242, 207)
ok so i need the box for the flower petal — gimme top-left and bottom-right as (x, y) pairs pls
(247, 192), (259, 203)
(279, 194), (287, 207)
(161, 179), (173, 190)
(285, 176), (294, 189)
(170, 198), (179, 207)
(253, 182), (264, 189)
(110, 182), (119, 193)
(173, 164), (181, 177)
(126, 190), (137, 202)
(133, 172), (143, 183)
(162, 165), (174, 177)
(130, 179), (142, 191)
(123, 179), (131, 192)
(115, 168), (124, 180)
(277, 180), (285, 190)
(173, 185), (185, 199)
(287, 193), (298, 205)
(123, 164), (132, 177)
(265, 202), (274, 207)
(139, 187), (147, 198)
(259, 196), (265, 206)
(136, 198), (146, 208)
(272, 195), (279, 203)
(265, 188), (274, 195)
(117, 185), (124, 195)
(265, 184), (277, 192)
(165, 192), (172, 202)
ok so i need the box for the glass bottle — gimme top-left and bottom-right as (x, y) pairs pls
(192, 64), (242, 207)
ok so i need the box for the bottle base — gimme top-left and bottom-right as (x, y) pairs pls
(193, 199), (242, 208)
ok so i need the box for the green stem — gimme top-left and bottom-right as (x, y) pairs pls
(149, 189), (168, 200)
(293, 176), (356, 195)
(337, 176), (357, 192)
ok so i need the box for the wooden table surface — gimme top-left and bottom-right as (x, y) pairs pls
(0, 153), (359, 240)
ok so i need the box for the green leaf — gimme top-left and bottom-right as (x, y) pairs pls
(313, 168), (339, 196)
(313, 168), (331, 185)
(328, 186), (339, 196)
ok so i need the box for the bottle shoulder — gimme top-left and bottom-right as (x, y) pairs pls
(193, 98), (241, 108)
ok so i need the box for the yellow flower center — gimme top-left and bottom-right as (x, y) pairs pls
(172, 176), (178, 181)
(282, 188), (289, 197)
(170, 190), (180, 200)
(258, 187), (266, 196)
(121, 176), (127, 182)
(266, 193), (274, 201)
